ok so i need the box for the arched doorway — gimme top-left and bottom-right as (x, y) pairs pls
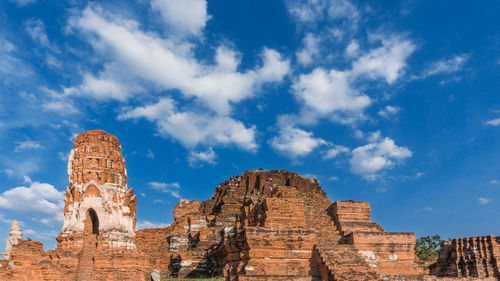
(85, 208), (99, 235)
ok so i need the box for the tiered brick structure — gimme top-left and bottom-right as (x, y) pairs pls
(59, 129), (136, 248)
(0, 130), (150, 281)
(135, 169), (432, 280)
(434, 236), (500, 278)
(1, 129), (498, 281)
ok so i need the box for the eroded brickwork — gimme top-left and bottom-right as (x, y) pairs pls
(0, 130), (150, 281)
(1, 129), (498, 281)
(434, 236), (500, 278)
(60, 129), (137, 248)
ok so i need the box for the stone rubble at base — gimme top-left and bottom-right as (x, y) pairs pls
(0, 129), (498, 281)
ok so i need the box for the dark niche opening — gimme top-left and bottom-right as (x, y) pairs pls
(87, 208), (99, 235)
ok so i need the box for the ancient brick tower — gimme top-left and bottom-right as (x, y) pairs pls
(58, 130), (137, 248)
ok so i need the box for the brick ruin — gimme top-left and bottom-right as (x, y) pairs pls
(0, 129), (498, 280)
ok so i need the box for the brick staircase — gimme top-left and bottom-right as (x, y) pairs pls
(315, 244), (379, 281)
(77, 234), (97, 281)
(304, 201), (342, 245)
(304, 201), (379, 280)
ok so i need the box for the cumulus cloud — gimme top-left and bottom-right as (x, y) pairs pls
(346, 40), (360, 57)
(151, 0), (211, 37)
(270, 126), (327, 158)
(423, 54), (468, 77)
(0, 181), (64, 225)
(352, 35), (416, 84)
(118, 98), (257, 150)
(287, 34), (414, 125)
(149, 181), (181, 198)
(485, 118), (500, 126)
(286, 0), (359, 28)
(478, 197), (490, 205)
(292, 68), (371, 122)
(322, 145), (350, 159)
(378, 105), (401, 119)
(136, 220), (169, 230)
(328, 176), (339, 181)
(14, 140), (43, 152)
(296, 33), (320, 65)
(188, 148), (217, 166)
(67, 6), (289, 114)
(349, 135), (412, 180)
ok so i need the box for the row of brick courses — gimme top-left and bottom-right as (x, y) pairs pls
(4, 130), (500, 281)
(435, 235), (500, 278)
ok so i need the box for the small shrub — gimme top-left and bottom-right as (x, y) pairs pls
(415, 235), (445, 260)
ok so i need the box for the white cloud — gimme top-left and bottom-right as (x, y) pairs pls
(417, 207), (432, 212)
(147, 149), (155, 159)
(151, 0), (210, 37)
(296, 33), (320, 65)
(4, 169), (14, 176)
(0, 39), (34, 79)
(478, 197), (490, 205)
(136, 220), (169, 230)
(42, 88), (78, 115)
(42, 100), (77, 114)
(349, 135), (412, 180)
(24, 229), (58, 241)
(352, 35), (416, 84)
(489, 179), (498, 185)
(9, 0), (36, 6)
(67, 6), (289, 114)
(23, 175), (32, 184)
(188, 148), (217, 166)
(270, 126), (327, 158)
(118, 98), (257, 150)
(149, 181), (181, 198)
(378, 105), (401, 119)
(288, 34), (414, 126)
(323, 145), (349, 159)
(423, 54), (468, 77)
(0, 182), (64, 225)
(286, 0), (359, 28)
(65, 71), (138, 102)
(58, 152), (69, 162)
(292, 68), (371, 120)
(24, 19), (50, 48)
(14, 140), (43, 152)
(328, 176), (339, 181)
(0, 213), (11, 224)
(346, 40), (359, 57)
(367, 131), (381, 142)
(485, 118), (500, 126)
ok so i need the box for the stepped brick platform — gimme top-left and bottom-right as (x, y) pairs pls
(433, 236), (500, 279)
(0, 129), (498, 280)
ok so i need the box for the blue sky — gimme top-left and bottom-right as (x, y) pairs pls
(0, 0), (499, 250)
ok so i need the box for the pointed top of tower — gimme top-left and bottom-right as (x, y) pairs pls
(9, 220), (22, 238)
